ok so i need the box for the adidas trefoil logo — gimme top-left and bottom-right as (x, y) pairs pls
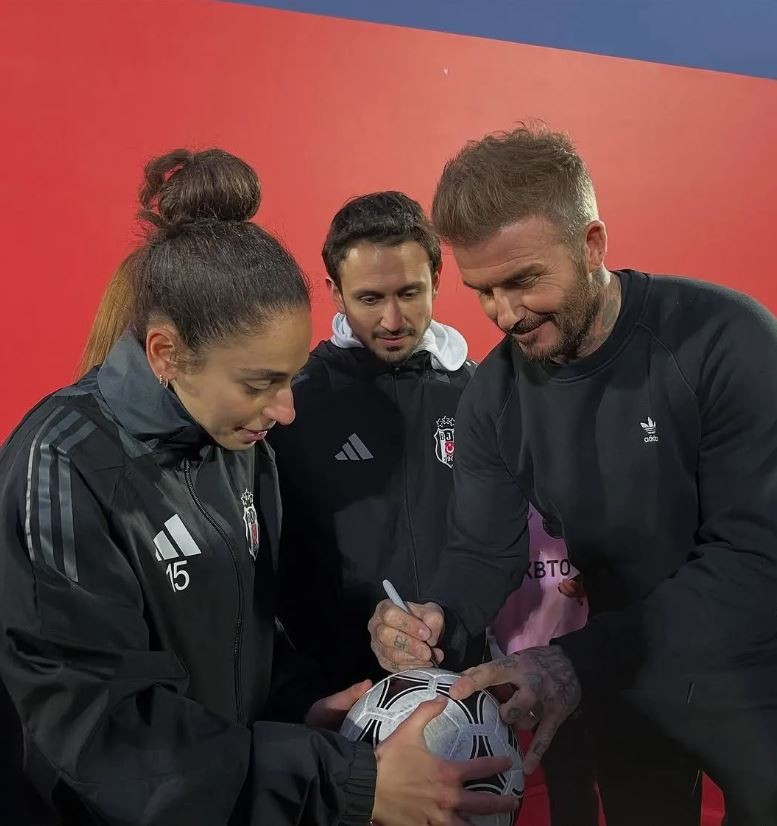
(640, 416), (659, 443)
(335, 433), (374, 461)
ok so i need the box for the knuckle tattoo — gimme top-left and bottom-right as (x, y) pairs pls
(393, 633), (409, 652)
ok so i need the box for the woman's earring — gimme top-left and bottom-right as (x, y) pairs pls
(159, 374), (169, 390)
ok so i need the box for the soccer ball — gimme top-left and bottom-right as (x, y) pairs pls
(340, 668), (524, 825)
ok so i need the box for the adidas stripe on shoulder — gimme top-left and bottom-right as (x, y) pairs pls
(23, 406), (97, 583)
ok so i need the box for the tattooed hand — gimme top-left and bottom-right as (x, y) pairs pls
(448, 645), (581, 774)
(368, 599), (446, 672)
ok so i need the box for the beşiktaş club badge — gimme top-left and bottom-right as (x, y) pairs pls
(241, 489), (260, 560)
(434, 416), (455, 468)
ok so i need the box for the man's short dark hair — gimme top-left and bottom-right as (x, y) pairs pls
(322, 191), (441, 287)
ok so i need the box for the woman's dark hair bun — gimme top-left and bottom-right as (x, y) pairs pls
(139, 148), (261, 231)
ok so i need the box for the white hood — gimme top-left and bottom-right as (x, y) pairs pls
(330, 313), (469, 372)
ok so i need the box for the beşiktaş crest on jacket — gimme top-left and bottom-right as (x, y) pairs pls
(269, 316), (482, 691)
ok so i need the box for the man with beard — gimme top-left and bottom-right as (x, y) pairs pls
(269, 191), (486, 693)
(367, 126), (777, 826)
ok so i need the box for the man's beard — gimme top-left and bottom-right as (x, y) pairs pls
(512, 262), (601, 363)
(370, 325), (420, 364)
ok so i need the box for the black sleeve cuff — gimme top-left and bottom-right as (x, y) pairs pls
(340, 741), (377, 826)
(436, 605), (474, 672)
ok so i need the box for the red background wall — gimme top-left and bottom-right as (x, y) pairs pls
(2, 1), (776, 820)
(2, 0), (776, 442)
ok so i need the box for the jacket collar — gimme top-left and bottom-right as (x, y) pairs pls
(97, 332), (211, 450)
(329, 313), (468, 371)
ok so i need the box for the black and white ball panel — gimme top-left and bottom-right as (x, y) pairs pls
(340, 668), (524, 825)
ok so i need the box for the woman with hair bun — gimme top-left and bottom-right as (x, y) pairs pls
(0, 149), (518, 826)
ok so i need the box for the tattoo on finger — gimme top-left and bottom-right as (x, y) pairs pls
(393, 634), (409, 652)
(530, 737), (552, 761)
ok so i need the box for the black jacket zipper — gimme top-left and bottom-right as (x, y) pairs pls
(183, 458), (245, 721)
(392, 367), (422, 601)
